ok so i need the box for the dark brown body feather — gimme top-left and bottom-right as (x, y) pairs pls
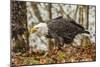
(47, 16), (89, 46)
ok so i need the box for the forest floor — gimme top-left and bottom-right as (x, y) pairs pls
(11, 44), (96, 66)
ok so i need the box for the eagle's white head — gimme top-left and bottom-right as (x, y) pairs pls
(29, 23), (49, 52)
(30, 23), (48, 36)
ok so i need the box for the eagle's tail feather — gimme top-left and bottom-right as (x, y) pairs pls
(82, 30), (90, 34)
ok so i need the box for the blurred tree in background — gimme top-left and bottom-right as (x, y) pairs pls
(11, 1), (29, 53)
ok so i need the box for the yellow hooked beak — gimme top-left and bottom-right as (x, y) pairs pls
(30, 27), (38, 33)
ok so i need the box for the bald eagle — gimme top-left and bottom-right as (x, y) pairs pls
(30, 16), (90, 50)
(29, 23), (49, 54)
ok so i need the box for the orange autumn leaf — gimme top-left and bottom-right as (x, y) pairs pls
(40, 58), (46, 64)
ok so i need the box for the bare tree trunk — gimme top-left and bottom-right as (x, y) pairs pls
(79, 6), (90, 47)
(79, 6), (84, 26)
(31, 3), (43, 22)
(85, 6), (89, 29)
(11, 1), (29, 52)
(47, 3), (52, 19)
(74, 6), (79, 21)
(59, 4), (70, 18)
(78, 6), (85, 47)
